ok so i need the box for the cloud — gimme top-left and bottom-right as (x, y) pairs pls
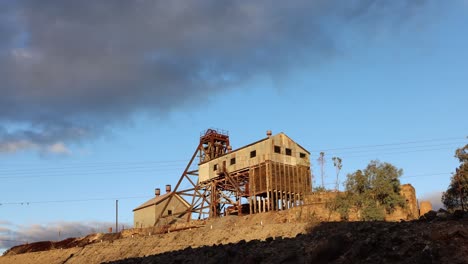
(0, 125), (88, 154)
(420, 191), (444, 211)
(0, 0), (433, 153)
(45, 142), (70, 155)
(0, 220), (127, 252)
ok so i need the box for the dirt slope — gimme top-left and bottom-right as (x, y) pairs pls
(1, 209), (467, 264)
(0, 210), (309, 264)
(107, 218), (468, 264)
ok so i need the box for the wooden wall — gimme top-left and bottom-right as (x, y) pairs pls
(248, 161), (312, 214)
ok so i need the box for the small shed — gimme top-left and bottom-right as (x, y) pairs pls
(133, 189), (190, 228)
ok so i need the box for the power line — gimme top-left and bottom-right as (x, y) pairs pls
(0, 137), (464, 174)
(0, 160), (187, 173)
(325, 141), (464, 156)
(0, 136), (464, 172)
(1, 143), (462, 177)
(0, 136), (463, 182)
(310, 136), (465, 152)
(0, 195), (153, 206)
(0, 166), (183, 179)
(338, 146), (458, 159)
(401, 172), (451, 178)
(0, 172), (450, 206)
(320, 172), (451, 186)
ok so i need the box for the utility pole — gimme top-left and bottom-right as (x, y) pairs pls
(116, 200), (119, 233)
(318, 152), (325, 189)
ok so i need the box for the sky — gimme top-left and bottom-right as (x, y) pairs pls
(1, 0), (468, 253)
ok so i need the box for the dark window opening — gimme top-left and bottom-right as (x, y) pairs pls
(168, 210), (172, 215)
(274, 146), (281, 154)
(213, 164), (218, 171)
(285, 148), (292, 156)
(230, 158), (236, 165)
(250, 150), (256, 158)
(300, 152), (306, 158)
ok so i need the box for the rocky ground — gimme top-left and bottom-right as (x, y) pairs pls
(107, 216), (468, 264)
(1, 209), (467, 264)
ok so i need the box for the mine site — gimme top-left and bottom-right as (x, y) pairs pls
(1, 1), (468, 264)
(1, 129), (467, 263)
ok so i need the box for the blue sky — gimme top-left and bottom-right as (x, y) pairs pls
(1, 0), (467, 252)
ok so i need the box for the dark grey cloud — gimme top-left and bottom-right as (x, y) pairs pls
(0, 0), (431, 153)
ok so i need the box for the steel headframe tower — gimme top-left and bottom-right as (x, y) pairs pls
(155, 128), (235, 225)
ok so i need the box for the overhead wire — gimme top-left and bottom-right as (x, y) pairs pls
(310, 136), (465, 152)
(0, 136), (464, 173)
(0, 195), (154, 206)
(0, 172), (451, 206)
(338, 146), (460, 159)
(0, 166), (184, 179)
(0, 145), (461, 175)
(0, 138), (464, 179)
(325, 141), (464, 156)
(0, 160), (187, 173)
(0, 136), (464, 205)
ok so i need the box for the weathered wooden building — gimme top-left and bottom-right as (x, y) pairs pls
(133, 186), (190, 228)
(197, 131), (313, 216)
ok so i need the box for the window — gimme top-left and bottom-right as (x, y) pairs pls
(250, 150), (256, 158)
(213, 164), (218, 171)
(300, 152), (306, 158)
(167, 210), (172, 215)
(274, 146), (281, 154)
(285, 148), (292, 156)
(230, 157), (236, 165)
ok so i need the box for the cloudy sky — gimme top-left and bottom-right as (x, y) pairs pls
(1, 0), (467, 253)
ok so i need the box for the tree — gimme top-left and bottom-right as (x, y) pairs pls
(334, 160), (406, 221)
(313, 186), (327, 192)
(442, 144), (468, 212)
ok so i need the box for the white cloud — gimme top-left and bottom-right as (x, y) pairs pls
(420, 191), (444, 211)
(0, 137), (72, 156)
(0, 139), (35, 153)
(45, 142), (70, 155)
(0, 220), (124, 253)
(11, 48), (40, 61)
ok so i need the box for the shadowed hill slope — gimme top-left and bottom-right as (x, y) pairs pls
(107, 219), (468, 264)
(1, 210), (467, 264)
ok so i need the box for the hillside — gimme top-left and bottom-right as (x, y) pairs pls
(1, 209), (467, 264)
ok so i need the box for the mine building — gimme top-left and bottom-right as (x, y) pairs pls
(148, 129), (313, 225)
(198, 130), (312, 215)
(133, 185), (190, 228)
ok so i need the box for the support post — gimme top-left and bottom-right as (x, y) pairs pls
(115, 199), (118, 233)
